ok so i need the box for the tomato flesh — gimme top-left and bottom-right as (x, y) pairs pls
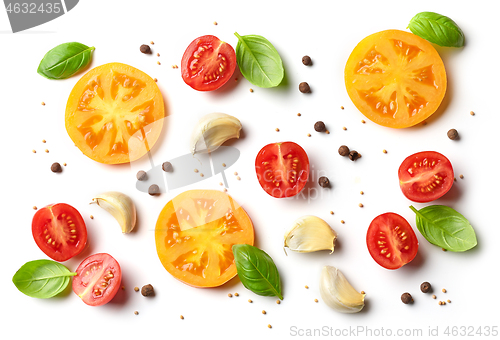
(72, 253), (121, 306)
(181, 35), (236, 91)
(32, 203), (87, 262)
(367, 213), (418, 270)
(398, 151), (454, 203)
(255, 142), (309, 198)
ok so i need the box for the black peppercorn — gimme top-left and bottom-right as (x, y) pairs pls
(162, 161), (173, 172)
(136, 170), (147, 181)
(140, 44), (152, 54)
(401, 292), (413, 304)
(299, 82), (311, 93)
(348, 150), (359, 161)
(338, 145), (350, 156)
(141, 284), (155, 297)
(318, 176), (330, 188)
(314, 121), (326, 132)
(447, 129), (459, 140)
(51, 162), (62, 173)
(302, 55), (312, 66)
(148, 184), (160, 196)
(420, 282), (431, 293)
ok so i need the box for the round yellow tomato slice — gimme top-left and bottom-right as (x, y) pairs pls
(65, 63), (165, 164)
(155, 190), (254, 288)
(345, 30), (447, 128)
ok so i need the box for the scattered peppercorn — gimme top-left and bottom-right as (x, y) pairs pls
(338, 145), (350, 156)
(348, 150), (360, 161)
(141, 284), (155, 297)
(134, 287), (139, 292)
(51, 162), (62, 173)
(148, 184), (160, 196)
(401, 292), (412, 304)
(299, 82), (311, 93)
(318, 176), (330, 188)
(447, 129), (459, 140)
(162, 161), (173, 172)
(136, 170), (147, 181)
(314, 121), (326, 132)
(302, 55), (312, 66)
(420, 282), (431, 293)
(140, 44), (152, 54)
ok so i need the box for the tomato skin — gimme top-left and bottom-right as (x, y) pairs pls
(32, 203), (87, 262)
(366, 213), (418, 270)
(398, 151), (454, 203)
(181, 35), (236, 91)
(72, 253), (122, 306)
(255, 142), (310, 198)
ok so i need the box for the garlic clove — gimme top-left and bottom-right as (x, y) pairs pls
(91, 191), (137, 234)
(190, 112), (242, 154)
(320, 266), (365, 313)
(283, 215), (337, 253)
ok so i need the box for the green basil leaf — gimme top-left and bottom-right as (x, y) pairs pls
(12, 260), (77, 298)
(37, 42), (95, 79)
(408, 12), (465, 47)
(232, 244), (283, 299)
(410, 205), (477, 252)
(234, 32), (284, 88)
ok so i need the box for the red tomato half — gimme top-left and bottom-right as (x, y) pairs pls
(181, 35), (236, 91)
(255, 142), (309, 198)
(367, 213), (418, 270)
(72, 253), (122, 306)
(32, 203), (87, 262)
(398, 151), (454, 203)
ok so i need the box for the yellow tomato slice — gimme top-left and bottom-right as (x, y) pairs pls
(155, 190), (254, 288)
(65, 63), (165, 164)
(345, 30), (447, 128)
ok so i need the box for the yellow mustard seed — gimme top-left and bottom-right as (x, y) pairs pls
(276, 300), (280, 304)
(228, 293), (232, 298)
(90, 215), (94, 219)
(268, 324), (272, 329)
(33, 206), (37, 210)
(180, 315), (184, 320)
(249, 88), (254, 93)
(262, 310), (266, 315)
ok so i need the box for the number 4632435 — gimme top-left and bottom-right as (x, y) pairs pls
(6, 2), (61, 14)
(444, 326), (498, 337)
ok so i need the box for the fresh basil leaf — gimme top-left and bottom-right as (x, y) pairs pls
(232, 244), (283, 299)
(12, 259), (77, 298)
(408, 12), (465, 47)
(37, 42), (95, 79)
(410, 205), (477, 252)
(234, 32), (284, 88)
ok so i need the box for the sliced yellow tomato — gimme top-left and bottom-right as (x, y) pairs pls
(65, 63), (165, 164)
(155, 190), (254, 288)
(345, 30), (447, 128)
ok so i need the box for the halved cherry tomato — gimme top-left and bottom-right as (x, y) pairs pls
(66, 62), (165, 164)
(398, 151), (454, 203)
(367, 213), (418, 270)
(181, 35), (236, 91)
(72, 253), (122, 306)
(345, 30), (447, 128)
(155, 190), (254, 288)
(32, 203), (87, 262)
(255, 142), (309, 198)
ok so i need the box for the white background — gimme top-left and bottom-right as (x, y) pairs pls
(1, 1), (499, 339)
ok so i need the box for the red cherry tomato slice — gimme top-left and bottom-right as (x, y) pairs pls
(72, 253), (122, 306)
(32, 203), (87, 262)
(366, 213), (419, 270)
(398, 151), (454, 203)
(181, 35), (236, 91)
(255, 142), (309, 198)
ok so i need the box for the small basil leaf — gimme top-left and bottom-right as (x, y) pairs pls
(12, 259), (77, 298)
(410, 205), (477, 252)
(408, 12), (465, 47)
(234, 32), (284, 88)
(232, 244), (283, 300)
(37, 42), (95, 79)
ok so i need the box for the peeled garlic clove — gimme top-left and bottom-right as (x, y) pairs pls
(320, 266), (365, 313)
(283, 215), (337, 253)
(190, 112), (242, 154)
(91, 191), (137, 234)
